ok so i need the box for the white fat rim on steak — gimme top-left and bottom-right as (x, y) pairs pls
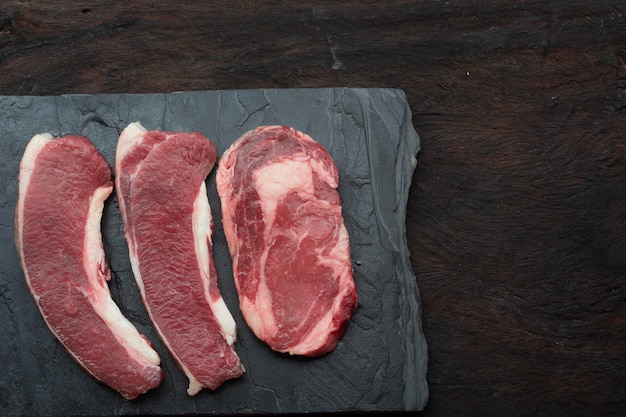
(115, 122), (145, 285)
(84, 184), (161, 366)
(115, 121), (147, 169)
(193, 181), (238, 346)
(114, 121), (146, 250)
(185, 182), (239, 395)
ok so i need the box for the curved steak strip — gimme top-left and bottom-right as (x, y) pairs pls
(115, 122), (243, 395)
(216, 125), (358, 356)
(15, 134), (163, 400)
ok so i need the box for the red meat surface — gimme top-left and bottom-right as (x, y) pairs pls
(16, 133), (163, 400)
(115, 122), (243, 395)
(216, 125), (358, 356)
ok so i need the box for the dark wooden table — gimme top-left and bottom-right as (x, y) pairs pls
(1, 1), (624, 416)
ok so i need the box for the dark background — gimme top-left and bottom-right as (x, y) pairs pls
(1, 1), (625, 416)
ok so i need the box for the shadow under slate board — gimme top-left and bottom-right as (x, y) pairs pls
(0, 88), (428, 416)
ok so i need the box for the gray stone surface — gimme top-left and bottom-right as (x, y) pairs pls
(0, 88), (427, 415)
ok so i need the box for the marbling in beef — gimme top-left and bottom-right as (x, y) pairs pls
(216, 125), (358, 356)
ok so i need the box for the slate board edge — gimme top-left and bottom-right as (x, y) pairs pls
(349, 88), (428, 411)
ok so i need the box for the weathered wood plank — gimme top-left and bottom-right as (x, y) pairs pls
(0, 1), (624, 415)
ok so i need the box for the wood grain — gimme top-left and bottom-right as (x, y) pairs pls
(1, 1), (625, 415)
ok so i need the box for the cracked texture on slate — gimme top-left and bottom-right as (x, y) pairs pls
(0, 88), (428, 416)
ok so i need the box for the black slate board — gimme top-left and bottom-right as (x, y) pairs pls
(0, 88), (428, 416)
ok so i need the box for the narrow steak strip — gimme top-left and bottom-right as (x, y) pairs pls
(15, 134), (163, 400)
(216, 125), (358, 356)
(116, 122), (243, 395)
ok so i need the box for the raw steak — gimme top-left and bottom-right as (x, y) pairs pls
(216, 125), (358, 356)
(15, 133), (163, 400)
(115, 122), (243, 395)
